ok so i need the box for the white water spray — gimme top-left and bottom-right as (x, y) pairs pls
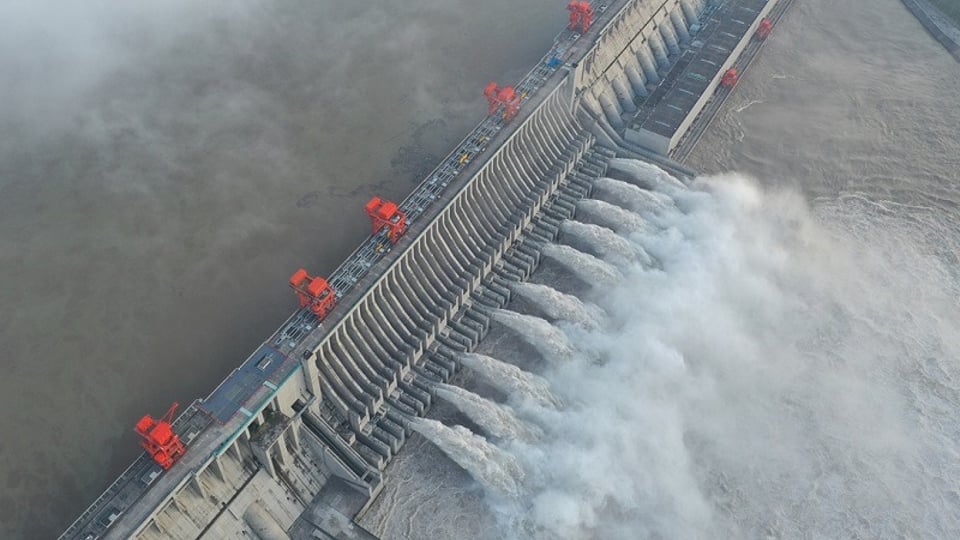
(508, 281), (607, 330)
(407, 417), (524, 498)
(576, 199), (652, 234)
(490, 309), (577, 361)
(497, 171), (960, 539)
(559, 220), (655, 268)
(434, 383), (541, 441)
(608, 157), (688, 194)
(459, 353), (561, 409)
(592, 176), (674, 218)
(540, 243), (622, 287)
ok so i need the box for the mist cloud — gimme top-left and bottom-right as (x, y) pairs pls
(485, 169), (960, 538)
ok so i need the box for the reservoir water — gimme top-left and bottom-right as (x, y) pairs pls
(0, 1), (564, 537)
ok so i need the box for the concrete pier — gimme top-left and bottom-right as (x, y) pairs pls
(671, 9), (691, 42)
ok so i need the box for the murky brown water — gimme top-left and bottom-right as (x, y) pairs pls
(0, 1), (566, 538)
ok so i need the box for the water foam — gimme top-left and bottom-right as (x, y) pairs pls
(608, 157), (688, 194)
(508, 281), (607, 330)
(592, 176), (674, 218)
(559, 220), (655, 268)
(501, 171), (960, 538)
(540, 242), (623, 287)
(576, 199), (652, 234)
(490, 309), (578, 362)
(434, 383), (541, 441)
(407, 417), (524, 498)
(459, 353), (561, 409)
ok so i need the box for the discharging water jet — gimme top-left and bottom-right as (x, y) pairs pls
(560, 220), (656, 268)
(608, 157), (688, 194)
(540, 243), (623, 287)
(577, 199), (652, 235)
(593, 177), (675, 217)
(508, 281), (607, 330)
(434, 383), (542, 441)
(490, 309), (578, 361)
(459, 353), (562, 408)
(407, 417), (524, 498)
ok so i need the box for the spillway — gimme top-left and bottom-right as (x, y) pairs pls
(60, 1), (793, 538)
(559, 219), (655, 268)
(432, 383), (540, 441)
(458, 352), (561, 409)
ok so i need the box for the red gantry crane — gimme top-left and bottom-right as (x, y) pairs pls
(289, 269), (337, 320)
(365, 196), (407, 243)
(135, 402), (186, 470)
(756, 18), (773, 40)
(721, 68), (739, 88)
(567, 1), (594, 34)
(483, 82), (522, 122)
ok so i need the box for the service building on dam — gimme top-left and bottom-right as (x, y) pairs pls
(60, 1), (789, 538)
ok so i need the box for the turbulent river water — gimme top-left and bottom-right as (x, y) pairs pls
(358, 0), (960, 538)
(1, 0), (958, 538)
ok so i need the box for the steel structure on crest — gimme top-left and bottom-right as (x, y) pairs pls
(271, 3), (592, 351)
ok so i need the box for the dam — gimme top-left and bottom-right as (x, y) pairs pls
(59, 1), (788, 538)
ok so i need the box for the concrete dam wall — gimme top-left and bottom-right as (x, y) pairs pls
(573, 0), (704, 127)
(291, 0), (720, 491)
(60, 1), (716, 538)
(299, 78), (591, 475)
